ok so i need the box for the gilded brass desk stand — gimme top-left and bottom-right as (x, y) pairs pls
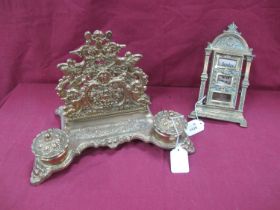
(189, 23), (254, 127)
(30, 30), (194, 185)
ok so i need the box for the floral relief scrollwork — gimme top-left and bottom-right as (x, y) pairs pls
(55, 30), (150, 120)
(215, 36), (245, 51)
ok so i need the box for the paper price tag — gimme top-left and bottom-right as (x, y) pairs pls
(170, 146), (189, 173)
(186, 119), (204, 136)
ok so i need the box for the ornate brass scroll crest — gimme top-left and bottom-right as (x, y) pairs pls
(30, 30), (194, 185)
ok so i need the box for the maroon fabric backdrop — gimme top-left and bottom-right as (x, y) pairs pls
(1, 1), (280, 210)
(0, 0), (280, 100)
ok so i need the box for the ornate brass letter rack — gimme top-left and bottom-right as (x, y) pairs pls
(189, 23), (254, 127)
(31, 30), (194, 185)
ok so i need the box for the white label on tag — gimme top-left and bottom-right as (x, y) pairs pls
(170, 146), (189, 173)
(185, 119), (204, 136)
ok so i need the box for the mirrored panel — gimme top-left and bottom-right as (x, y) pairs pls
(216, 74), (233, 86)
(218, 58), (237, 69)
(212, 92), (232, 103)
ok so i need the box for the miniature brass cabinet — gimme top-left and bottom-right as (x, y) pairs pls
(189, 23), (254, 127)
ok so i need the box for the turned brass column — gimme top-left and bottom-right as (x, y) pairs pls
(198, 47), (212, 101)
(238, 55), (253, 112)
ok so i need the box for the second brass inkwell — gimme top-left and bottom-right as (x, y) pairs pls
(30, 30), (194, 184)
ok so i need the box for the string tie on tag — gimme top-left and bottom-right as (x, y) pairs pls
(171, 115), (184, 147)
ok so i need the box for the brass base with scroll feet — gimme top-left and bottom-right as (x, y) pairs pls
(31, 110), (194, 185)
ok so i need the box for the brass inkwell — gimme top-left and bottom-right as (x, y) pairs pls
(30, 30), (194, 185)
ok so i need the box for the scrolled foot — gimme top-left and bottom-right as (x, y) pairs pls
(30, 160), (52, 185)
(239, 119), (248, 127)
